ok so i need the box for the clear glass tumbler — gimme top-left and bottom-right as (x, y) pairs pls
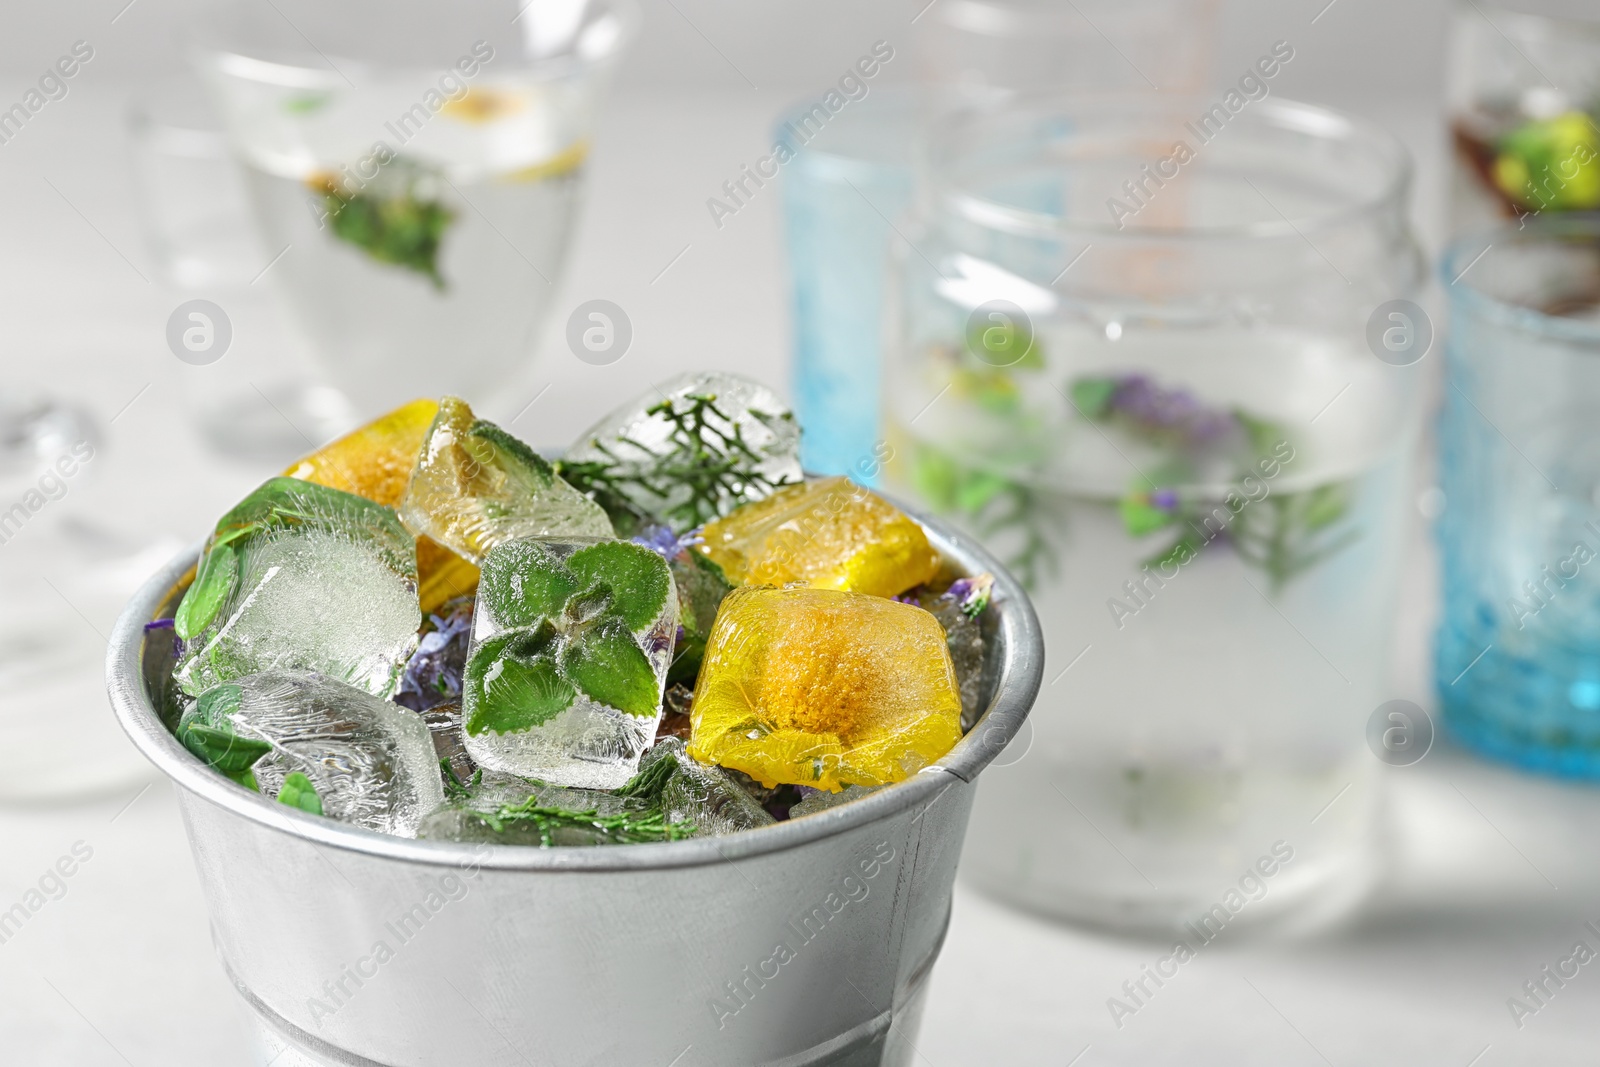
(1437, 218), (1600, 777)
(1447, 0), (1600, 234)
(881, 95), (1426, 932)
(196, 0), (634, 416)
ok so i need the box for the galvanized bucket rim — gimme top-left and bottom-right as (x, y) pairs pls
(106, 512), (1043, 872)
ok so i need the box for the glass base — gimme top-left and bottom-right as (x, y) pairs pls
(964, 838), (1379, 940)
(1442, 703), (1600, 780)
(0, 510), (176, 803)
(1436, 619), (1600, 780)
(960, 756), (1383, 939)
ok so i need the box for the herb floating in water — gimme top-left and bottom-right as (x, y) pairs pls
(1492, 111), (1600, 213)
(310, 156), (456, 290)
(907, 441), (1063, 591)
(1072, 373), (1358, 591)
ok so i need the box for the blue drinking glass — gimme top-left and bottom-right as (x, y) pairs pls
(1437, 216), (1600, 776)
(776, 90), (925, 481)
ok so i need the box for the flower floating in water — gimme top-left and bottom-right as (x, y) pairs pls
(1070, 374), (1239, 450)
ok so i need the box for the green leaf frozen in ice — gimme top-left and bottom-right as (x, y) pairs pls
(466, 631), (576, 736)
(567, 540), (671, 633)
(174, 541), (238, 641)
(478, 540), (580, 629)
(561, 615), (659, 718)
(277, 771), (324, 815)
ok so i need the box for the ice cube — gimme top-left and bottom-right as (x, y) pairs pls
(418, 770), (687, 846)
(640, 737), (775, 835)
(173, 478), (420, 699)
(790, 784), (879, 819)
(698, 476), (939, 599)
(687, 587), (963, 791)
(398, 396), (612, 564)
(281, 399), (481, 615)
(420, 701), (476, 786)
(461, 537), (676, 789)
(179, 671), (444, 836)
(559, 372), (802, 532)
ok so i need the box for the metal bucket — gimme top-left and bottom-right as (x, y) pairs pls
(106, 519), (1043, 1067)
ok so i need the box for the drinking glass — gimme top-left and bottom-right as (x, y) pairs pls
(784, 0), (1219, 480)
(196, 0), (635, 416)
(130, 78), (356, 462)
(881, 95), (1426, 932)
(779, 89), (942, 479)
(1447, 0), (1600, 234)
(1437, 218), (1600, 776)
(0, 397), (169, 802)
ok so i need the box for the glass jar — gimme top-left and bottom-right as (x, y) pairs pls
(881, 95), (1426, 932)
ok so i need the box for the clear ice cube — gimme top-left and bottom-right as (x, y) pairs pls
(790, 785), (878, 819)
(181, 670), (445, 837)
(561, 372), (802, 532)
(642, 737), (774, 835)
(174, 478), (420, 699)
(398, 396), (613, 564)
(418, 771), (678, 847)
(461, 537), (676, 789)
(420, 701), (476, 786)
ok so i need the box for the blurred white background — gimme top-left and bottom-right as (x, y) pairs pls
(4, 1), (1600, 1065)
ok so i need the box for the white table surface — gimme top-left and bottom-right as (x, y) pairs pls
(3, 82), (1598, 1065)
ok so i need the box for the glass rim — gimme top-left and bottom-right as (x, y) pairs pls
(931, 0), (1208, 36)
(772, 83), (1007, 180)
(1443, 215), (1600, 345)
(928, 93), (1414, 243)
(1454, 0), (1600, 43)
(194, 0), (638, 90)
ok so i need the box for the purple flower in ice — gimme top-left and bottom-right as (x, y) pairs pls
(1150, 489), (1179, 511)
(633, 523), (704, 561)
(941, 572), (995, 619)
(394, 602), (474, 712)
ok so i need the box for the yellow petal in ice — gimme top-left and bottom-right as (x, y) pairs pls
(283, 398), (480, 611)
(284, 398), (438, 508)
(687, 587), (962, 791)
(698, 477), (939, 599)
